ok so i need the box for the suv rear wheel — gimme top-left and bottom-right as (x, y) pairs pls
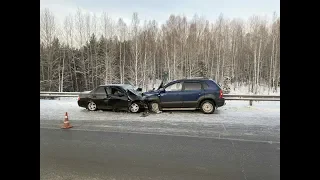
(200, 100), (215, 114)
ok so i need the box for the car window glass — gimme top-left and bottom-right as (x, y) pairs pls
(106, 87), (112, 95)
(184, 82), (202, 91)
(110, 87), (124, 96)
(165, 82), (182, 91)
(95, 87), (106, 94)
(202, 82), (209, 89)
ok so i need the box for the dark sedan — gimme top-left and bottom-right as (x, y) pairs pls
(77, 84), (147, 113)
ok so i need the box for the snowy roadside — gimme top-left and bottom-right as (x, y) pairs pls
(227, 84), (280, 95)
(40, 99), (280, 141)
(40, 99), (280, 127)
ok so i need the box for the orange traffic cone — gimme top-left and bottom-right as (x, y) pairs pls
(61, 112), (73, 129)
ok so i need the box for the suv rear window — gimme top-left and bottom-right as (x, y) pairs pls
(183, 82), (202, 91)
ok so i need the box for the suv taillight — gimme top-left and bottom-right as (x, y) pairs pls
(219, 89), (223, 98)
(78, 96), (80, 101)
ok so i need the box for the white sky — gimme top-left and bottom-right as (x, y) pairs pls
(40, 0), (280, 25)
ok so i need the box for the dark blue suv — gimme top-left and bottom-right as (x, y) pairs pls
(142, 78), (225, 114)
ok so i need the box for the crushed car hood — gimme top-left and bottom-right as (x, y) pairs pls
(127, 89), (143, 101)
(142, 80), (164, 96)
(157, 81), (164, 90)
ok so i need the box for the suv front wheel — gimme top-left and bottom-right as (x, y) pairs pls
(149, 102), (161, 113)
(200, 100), (215, 114)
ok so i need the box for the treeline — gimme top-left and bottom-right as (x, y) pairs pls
(40, 9), (280, 93)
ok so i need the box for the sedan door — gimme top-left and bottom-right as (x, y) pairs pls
(106, 86), (129, 110)
(159, 82), (183, 108)
(90, 86), (108, 109)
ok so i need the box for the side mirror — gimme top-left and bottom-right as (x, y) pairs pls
(159, 88), (165, 93)
(136, 87), (142, 92)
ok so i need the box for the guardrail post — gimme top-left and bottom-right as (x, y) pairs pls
(249, 100), (253, 106)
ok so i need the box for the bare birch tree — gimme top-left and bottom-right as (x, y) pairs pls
(130, 12), (141, 86)
(40, 10), (280, 94)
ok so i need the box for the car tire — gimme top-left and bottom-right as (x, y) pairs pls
(87, 101), (97, 111)
(129, 102), (140, 113)
(200, 100), (215, 114)
(150, 102), (160, 113)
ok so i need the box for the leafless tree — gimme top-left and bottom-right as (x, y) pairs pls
(130, 12), (141, 86)
(40, 10), (280, 94)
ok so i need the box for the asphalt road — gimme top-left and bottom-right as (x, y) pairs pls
(40, 128), (280, 180)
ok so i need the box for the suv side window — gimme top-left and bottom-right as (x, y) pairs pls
(165, 82), (182, 91)
(202, 82), (209, 89)
(183, 82), (202, 91)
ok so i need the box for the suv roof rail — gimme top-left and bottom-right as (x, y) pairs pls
(172, 77), (210, 81)
(176, 77), (209, 80)
(187, 77), (208, 79)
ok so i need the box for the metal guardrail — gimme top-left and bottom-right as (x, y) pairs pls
(40, 91), (80, 95)
(40, 94), (79, 97)
(224, 94), (279, 99)
(223, 94), (280, 105)
(40, 92), (280, 105)
(40, 92), (79, 97)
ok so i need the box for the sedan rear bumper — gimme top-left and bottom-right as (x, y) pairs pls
(78, 100), (87, 108)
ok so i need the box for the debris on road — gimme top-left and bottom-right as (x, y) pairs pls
(140, 112), (150, 117)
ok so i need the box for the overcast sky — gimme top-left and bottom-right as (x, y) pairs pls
(40, 0), (280, 25)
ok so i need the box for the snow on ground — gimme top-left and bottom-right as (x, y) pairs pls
(40, 98), (280, 127)
(228, 84), (280, 95)
(40, 97), (280, 141)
